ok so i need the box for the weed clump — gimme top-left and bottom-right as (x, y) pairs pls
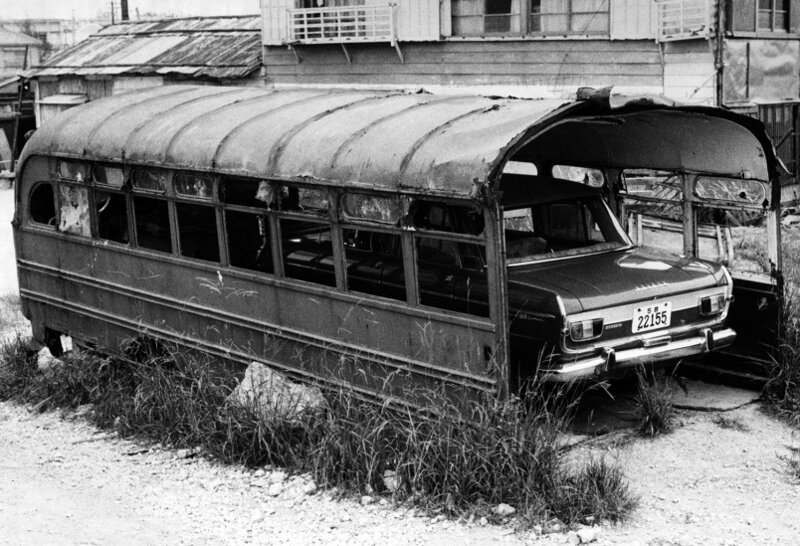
(634, 371), (675, 437)
(0, 338), (637, 526)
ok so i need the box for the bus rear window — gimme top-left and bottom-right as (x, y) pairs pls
(29, 183), (56, 225)
(133, 196), (172, 253)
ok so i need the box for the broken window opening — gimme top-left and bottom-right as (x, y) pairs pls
(29, 182), (56, 226)
(343, 228), (406, 301)
(279, 186), (329, 214)
(280, 219), (335, 286)
(226, 210), (273, 274)
(58, 184), (91, 237)
(133, 196), (172, 253)
(411, 201), (485, 236)
(95, 190), (129, 244)
(176, 203), (220, 263)
(221, 178), (274, 208)
(552, 165), (605, 187)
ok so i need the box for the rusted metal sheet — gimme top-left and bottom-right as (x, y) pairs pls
(21, 85), (778, 200)
(25, 16), (261, 81)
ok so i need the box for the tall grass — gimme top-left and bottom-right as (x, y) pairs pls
(0, 339), (636, 525)
(634, 370), (675, 437)
(766, 228), (800, 423)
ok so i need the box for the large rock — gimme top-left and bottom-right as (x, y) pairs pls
(229, 362), (325, 423)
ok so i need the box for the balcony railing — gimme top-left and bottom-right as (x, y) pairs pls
(286, 5), (396, 45)
(656, 0), (714, 41)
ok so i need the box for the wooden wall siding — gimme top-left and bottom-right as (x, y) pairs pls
(379, 0), (440, 40)
(262, 0), (294, 45)
(662, 40), (716, 102)
(264, 40), (663, 89)
(609, 0), (657, 39)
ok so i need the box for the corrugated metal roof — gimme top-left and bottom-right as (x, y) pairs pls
(0, 27), (43, 47)
(19, 85), (777, 199)
(25, 16), (261, 80)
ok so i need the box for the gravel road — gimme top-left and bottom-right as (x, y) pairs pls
(2, 396), (799, 546)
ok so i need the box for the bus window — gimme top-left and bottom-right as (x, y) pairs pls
(58, 161), (89, 182)
(58, 184), (91, 237)
(29, 183), (56, 225)
(92, 165), (124, 188)
(176, 203), (220, 263)
(226, 210), (272, 273)
(175, 174), (213, 199)
(133, 196), (172, 253)
(132, 170), (167, 193)
(416, 236), (489, 317)
(95, 190), (129, 244)
(221, 178), (274, 208)
(343, 229), (405, 301)
(412, 201), (484, 235)
(280, 219), (335, 286)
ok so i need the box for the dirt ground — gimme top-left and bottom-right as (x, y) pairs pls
(3, 187), (800, 545)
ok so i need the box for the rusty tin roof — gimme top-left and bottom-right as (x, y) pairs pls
(19, 85), (778, 200)
(26, 16), (261, 80)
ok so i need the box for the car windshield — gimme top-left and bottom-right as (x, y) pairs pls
(503, 195), (630, 264)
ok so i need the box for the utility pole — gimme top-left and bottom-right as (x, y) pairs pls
(714, 0), (726, 107)
(121, 0), (129, 21)
(111, 2), (116, 25)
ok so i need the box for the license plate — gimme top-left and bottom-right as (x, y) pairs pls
(632, 301), (671, 333)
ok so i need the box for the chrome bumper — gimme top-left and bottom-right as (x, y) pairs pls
(543, 327), (736, 382)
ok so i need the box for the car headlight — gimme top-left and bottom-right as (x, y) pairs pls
(700, 294), (726, 316)
(568, 318), (604, 342)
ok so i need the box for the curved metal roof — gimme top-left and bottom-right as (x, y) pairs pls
(20, 85), (778, 200)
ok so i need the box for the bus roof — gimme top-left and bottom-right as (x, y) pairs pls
(20, 85), (778, 201)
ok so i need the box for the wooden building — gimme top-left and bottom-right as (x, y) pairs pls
(260, 0), (800, 105)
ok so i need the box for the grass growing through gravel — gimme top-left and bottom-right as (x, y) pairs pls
(634, 370), (675, 437)
(0, 339), (636, 526)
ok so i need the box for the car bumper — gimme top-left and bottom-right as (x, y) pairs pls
(542, 327), (737, 382)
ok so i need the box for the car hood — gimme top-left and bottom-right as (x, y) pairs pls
(507, 248), (726, 314)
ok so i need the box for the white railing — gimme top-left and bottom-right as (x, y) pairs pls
(656, 0), (714, 41)
(286, 5), (396, 45)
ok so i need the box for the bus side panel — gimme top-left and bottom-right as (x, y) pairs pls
(16, 234), (498, 404)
